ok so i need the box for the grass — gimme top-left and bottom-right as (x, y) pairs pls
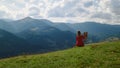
(0, 41), (120, 68)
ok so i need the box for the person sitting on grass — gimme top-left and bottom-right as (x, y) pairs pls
(75, 31), (88, 47)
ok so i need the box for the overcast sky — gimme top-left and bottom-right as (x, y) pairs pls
(0, 0), (120, 24)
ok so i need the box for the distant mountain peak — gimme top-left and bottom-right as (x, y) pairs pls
(23, 17), (33, 20)
(17, 17), (35, 22)
(21, 17), (52, 22)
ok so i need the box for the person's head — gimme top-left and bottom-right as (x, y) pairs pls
(77, 31), (81, 36)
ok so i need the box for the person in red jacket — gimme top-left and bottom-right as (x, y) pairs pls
(75, 31), (88, 47)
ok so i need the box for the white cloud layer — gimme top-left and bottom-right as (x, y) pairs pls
(0, 0), (120, 24)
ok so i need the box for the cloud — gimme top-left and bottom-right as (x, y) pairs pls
(0, 0), (26, 10)
(91, 12), (112, 20)
(109, 0), (120, 15)
(28, 6), (40, 16)
(48, 5), (70, 17)
(24, 0), (30, 2)
(81, 0), (120, 24)
(84, 1), (93, 7)
(0, 0), (119, 24)
(47, 0), (86, 17)
(0, 10), (7, 18)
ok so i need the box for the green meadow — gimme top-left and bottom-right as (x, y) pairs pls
(0, 41), (120, 68)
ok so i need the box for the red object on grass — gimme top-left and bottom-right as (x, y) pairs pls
(76, 35), (85, 47)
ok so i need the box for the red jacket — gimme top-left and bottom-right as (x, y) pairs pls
(76, 35), (85, 47)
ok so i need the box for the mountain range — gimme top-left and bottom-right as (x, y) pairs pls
(0, 17), (120, 58)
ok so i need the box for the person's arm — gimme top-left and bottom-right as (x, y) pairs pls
(83, 32), (86, 40)
(83, 32), (88, 40)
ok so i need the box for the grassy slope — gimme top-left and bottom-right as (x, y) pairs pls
(0, 41), (120, 68)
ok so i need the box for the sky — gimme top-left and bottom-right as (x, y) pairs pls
(0, 0), (120, 24)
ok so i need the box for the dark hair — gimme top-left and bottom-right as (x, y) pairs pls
(77, 31), (81, 36)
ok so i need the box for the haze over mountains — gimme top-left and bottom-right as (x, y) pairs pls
(0, 17), (120, 58)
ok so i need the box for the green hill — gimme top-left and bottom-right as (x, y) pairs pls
(0, 41), (120, 68)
